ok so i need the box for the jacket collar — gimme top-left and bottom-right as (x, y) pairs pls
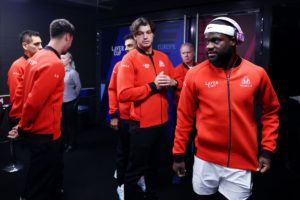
(137, 47), (154, 56)
(44, 46), (60, 58)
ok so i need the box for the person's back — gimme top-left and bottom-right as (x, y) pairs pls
(8, 18), (75, 200)
(19, 48), (64, 139)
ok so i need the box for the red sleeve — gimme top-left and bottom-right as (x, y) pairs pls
(21, 63), (65, 127)
(173, 71), (198, 155)
(259, 69), (280, 155)
(7, 62), (25, 103)
(108, 62), (120, 116)
(173, 64), (184, 90)
(117, 54), (153, 102)
(9, 74), (24, 118)
(173, 65), (185, 106)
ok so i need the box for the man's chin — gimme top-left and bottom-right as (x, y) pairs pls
(209, 59), (223, 67)
(208, 57), (217, 64)
(141, 45), (151, 49)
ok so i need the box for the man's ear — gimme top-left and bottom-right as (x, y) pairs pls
(64, 33), (72, 42)
(22, 42), (28, 50)
(230, 38), (237, 46)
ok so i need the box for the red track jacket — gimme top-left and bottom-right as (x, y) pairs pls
(108, 61), (131, 120)
(16, 48), (65, 140)
(117, 48), (175, 128)
(173, 62), (198, 106)
(7, 56), (28, 118)
(173, 59), (280, 171)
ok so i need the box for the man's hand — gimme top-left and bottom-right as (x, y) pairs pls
(110, 118), (119, 131)
(155, 71), (177, 89)
(7, 126), (19, 139)
(154, 71), (164, 90)
(173, 161), (186, 177)
(257, 156), (271, 174)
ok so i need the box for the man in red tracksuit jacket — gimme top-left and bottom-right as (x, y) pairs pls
(108, 34), (136, 130)
(108, 34), (145, 198)
(172, 43), (198, 181)
(117, 17), (178, 200)
(173, 17), (280, 200)
(8, 19), (75, 200)
(7, 30), (42, 128)
(173, 42), (197, 107)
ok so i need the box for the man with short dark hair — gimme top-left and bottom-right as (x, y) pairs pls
(172, 17), (280, 200)
(8, 18), (75, 200)
(109, 34), (137, 132)
(117, 17), (178, 200)
(7, 30), (42, 128)
(108, 34), (146, 199)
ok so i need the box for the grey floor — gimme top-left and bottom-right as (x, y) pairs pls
(0, 124), (299, 200)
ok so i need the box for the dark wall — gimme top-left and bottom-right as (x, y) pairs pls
(270, 5), (300, 98)
(268, 4), (300, 172)
(0, 0), (97, 95)
(95, 0), (300, 125)
(96, 0), (274, 68)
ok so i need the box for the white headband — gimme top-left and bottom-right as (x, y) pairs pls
(204, 24), (236, 37)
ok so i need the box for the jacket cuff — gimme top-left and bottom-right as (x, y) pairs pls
(173, 154), (185, 163)
(260, 149), (274, 160)
(148, 82), (158, 91)
(110, 113), (118, 119)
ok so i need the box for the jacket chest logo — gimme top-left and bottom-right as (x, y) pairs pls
(28, 59), (37, 66)
(143, 63), (150, 69)
(159, 60), (165, 67)
(120, 64), (129, 68)
(240, 76), (252, 87)
(205, 81), (219, 88)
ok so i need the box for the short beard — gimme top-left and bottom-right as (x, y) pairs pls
(207, 46), (234, 68)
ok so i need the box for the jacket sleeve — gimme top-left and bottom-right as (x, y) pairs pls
(258, 69), (280, 159)
(7, 63), (24, 103)
(21, 63), (65, 127)
(173, 65), (184, 90)
(108, 63), (119, 117)
(117, 55), (155, 102)
(173, 71), (197, 158)
(71, 70), (81, 97)
(9, 73), (24, 119)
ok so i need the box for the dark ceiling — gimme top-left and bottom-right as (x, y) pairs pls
(57, 0), (242, 9)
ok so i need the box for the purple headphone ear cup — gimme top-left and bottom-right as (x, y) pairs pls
(210, 17), (245, 44)
(236, 32), (245, 44)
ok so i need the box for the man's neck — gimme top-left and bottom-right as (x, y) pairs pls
(212, 53), (239, 70)
(185, 61), (194, 67)
(44, 45), (61, 58)
(24, 52), (31, 59)
(225, 54), (238, 70)
(139, 46), (153, 55)
(47, 40), (62, 55)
